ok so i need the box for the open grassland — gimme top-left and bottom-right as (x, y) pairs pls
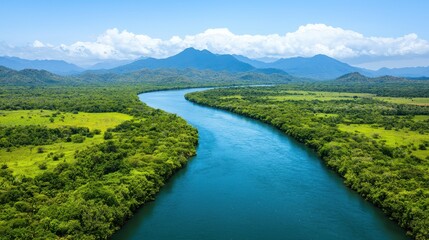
(414, 115), (429, 121)
(0, 110), (133, 131)
(375, 97), (429, 106)
(267, 90), (374, 101)
(314, 113), (339, 118)
(338, 124), (429, 159)
(0, 110), (133, 176)
(259, 90), (429, 106)
(0, 135), (105, 177)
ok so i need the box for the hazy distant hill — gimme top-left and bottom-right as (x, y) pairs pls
(0, 56), (83, 75)
(232, 55), (272, 68)
(88, 59), (137, 70)
(77, 68), (299, 85)
(234, 54), (429, 80)
(2, 52), (427, 80)
(111, 48), (255, 73)
(0, 66), (74, 85)
(334, 72), (409, 83)
(262, 55), (364, 80)
(373, 66), (429, 78)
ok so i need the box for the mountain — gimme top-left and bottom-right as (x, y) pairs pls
(111, 48), (255, 73)
(88, 59), (137, 70)
(334, 72), (409, 83)
(251, 68), (288, 74)
(232, 55), (271, 68)
(0, 66), (73, 85)
(234, 54), (365, 80)
(267, 54), (364, 80)
(0, 56), (83, 75)
(234, 54), (429, 79)
(373, 66), (429, 78)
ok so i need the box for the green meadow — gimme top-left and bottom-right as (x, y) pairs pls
(375, 97), (429, 106)
(255, 90), (429, 107)
(0, 110), (133, 131)
(266, 90), (374, 101)
(0, 110), (133, 176)
(338, 124), (429, 159)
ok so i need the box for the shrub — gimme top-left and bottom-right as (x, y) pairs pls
(38, 163), (47, 170)
(71, 134), (85, 143)
(103, 131), (113, 140)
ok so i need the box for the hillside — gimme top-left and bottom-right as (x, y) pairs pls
(374, 66), (429, 78)
(111, 48), (255, 73)
(267, 54), (362, 80)
(0, 56), (83, 75)
(334, 72), (409, 83)
(0, 66), (73, 85)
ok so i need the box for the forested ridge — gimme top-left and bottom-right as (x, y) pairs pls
(186, 84), (429, 239)
(0, 84), (198, 239)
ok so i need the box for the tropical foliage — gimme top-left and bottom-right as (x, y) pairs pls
(186, 85), (429, 239)
(0, 85), (198, 239)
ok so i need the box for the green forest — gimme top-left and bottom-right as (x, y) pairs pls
(0, 66), (296, 239)
(186, 83), (429, 239)
(0, 84), (198, 239)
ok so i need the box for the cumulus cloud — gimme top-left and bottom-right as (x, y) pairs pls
(1, 24), (429, 66)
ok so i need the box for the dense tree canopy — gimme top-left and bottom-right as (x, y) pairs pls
(0, 85), (198, 239)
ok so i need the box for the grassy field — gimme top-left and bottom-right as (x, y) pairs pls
(267, 91), (374, 101)
(260, 90), (429, 159)
(0, 110), (133, 131)
(256, 90), (429, 106)
(375, 97), (429, 106)
(0, 110), (133, 176)
(414, 115), (429, 121)
(338, 124), (429, 159)
(314, 113), (339, 118)
(0, 135), (105, 177)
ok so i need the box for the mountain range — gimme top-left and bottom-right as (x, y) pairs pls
(0, 56), (83, 75)
(0, 65), (297, 86)
(235, 54), (369, 79)
(0, 66), (72, 85)
(110, 48), (255, 73)
(333, 72), (410, 83)
(1, 48), (428, 79)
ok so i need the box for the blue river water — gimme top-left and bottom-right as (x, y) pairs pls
(111, 88), (407, 240)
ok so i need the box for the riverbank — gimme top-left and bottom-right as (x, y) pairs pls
(112, 88), (406, 240)
(185, 87), (428, 239)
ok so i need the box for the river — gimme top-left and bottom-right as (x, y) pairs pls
(112, 88), (407, 240)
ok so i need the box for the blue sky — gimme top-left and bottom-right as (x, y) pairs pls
(1, 0), (428, 68)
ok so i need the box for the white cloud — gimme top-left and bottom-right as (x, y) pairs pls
(32, 40), (45, 48)
(1, 23), (429, 66)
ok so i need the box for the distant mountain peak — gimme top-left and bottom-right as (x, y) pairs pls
(312, 54), (330, 58)
(335, 72), (409, 83)
(111, 48), (255, 73)
(0, 56), (83, 75)
(181, 47), (202, 53)
(337, 72), (366, 79)
(0, 66), (72, 85)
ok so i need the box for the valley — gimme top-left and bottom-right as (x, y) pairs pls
(0, 20), (428, 240)
(186, 85), (429, 239)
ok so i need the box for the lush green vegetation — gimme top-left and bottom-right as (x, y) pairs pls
(0, 85), (198, 239)
(0, 65), (299, 87)
(0, 110), (132, 131)
(186, 85), (429, 239)
(0, 110), (133, 177)
(1, 65), (428, 239)
(285, 72), (429, 98)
